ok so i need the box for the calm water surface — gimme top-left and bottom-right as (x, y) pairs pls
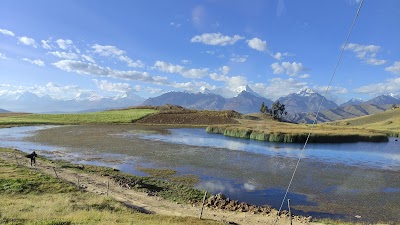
(1, 125), (399, 222)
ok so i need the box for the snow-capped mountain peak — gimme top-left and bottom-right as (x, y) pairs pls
(235, 85), (262, 97)
(199, 86), (212, 94)
(387, 93), (399, 99)
(296, 87), (315, 96)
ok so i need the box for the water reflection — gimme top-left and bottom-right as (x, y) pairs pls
(132, 128), (400, 170)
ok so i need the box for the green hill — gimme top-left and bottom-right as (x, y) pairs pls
(329, 107), (400, 136)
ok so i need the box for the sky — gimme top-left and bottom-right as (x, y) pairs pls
(1, 0), (400, 104)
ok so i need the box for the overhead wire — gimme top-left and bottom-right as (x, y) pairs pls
(271, 0), (365, 224)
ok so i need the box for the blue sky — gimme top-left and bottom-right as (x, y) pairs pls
(1, 0), (400, 103)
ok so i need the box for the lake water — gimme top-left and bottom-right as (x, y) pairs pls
(1, 125), (399, 222)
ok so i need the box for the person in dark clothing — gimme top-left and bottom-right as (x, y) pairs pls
(26, 151), (38, 166)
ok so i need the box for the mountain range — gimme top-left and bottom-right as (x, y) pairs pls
(1, 85), (399, 124)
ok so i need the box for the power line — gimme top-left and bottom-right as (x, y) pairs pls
(272, 0), (365, 224)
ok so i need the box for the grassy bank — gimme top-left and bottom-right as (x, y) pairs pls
(206, 114), (390, 143)
(0, 109), (157, 125)
(0, 148), (222, 225)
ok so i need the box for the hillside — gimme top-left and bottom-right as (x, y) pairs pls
(328, 107), (400, 136)
(289, 104), (390, 123)
(0, 108), (10, 113)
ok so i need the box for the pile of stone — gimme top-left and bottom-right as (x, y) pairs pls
(205, 193), (312, 223)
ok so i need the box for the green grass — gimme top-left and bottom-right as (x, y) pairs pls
(0, 149), (223, 225)
(0, 109), (157, 125)
(329, 108), (400, 137)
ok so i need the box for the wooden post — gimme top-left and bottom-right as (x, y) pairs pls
(199, 191), (207, 219)
(53, 167), (59, 179)
(14, 153), (19, 165)
(288, 199), (292, 225)
(77, 176), (80, 190)
(107, 180), (110, 196)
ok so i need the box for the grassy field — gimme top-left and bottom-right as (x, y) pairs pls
(0, 148), (223, 225)
(328, 108), (400, 137)
(0, 109), (157, 125)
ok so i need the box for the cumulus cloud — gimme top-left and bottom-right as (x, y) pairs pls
(385, 61), (400, 74)
(247, 38), (267, 52)
(153, 61), (208, 79)
(230, 54), (248, 63)
(52, 60), (167, 85)
(344, 43), (386, 65)
(49, 51), (78, 60)
(93, 79), (131, 93)
(273, 52), (293, 60)
(190, 33), (244, 46)
(18, 36), (37, 48)
(208, 71), (249, 97)
(354, 77), (400, 95)
(220, 66), (230, 75)
(0, 28), (15, 36)
(22, 58), (45, 67)
(271, 61), (308, 76)
(92, 44), (144, 68)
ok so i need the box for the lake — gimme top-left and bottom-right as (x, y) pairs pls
(0, 125), (399, 223)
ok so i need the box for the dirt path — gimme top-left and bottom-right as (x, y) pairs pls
(2, 151), (316, 225)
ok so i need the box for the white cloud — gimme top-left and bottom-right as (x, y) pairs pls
(92, 44), (125, 56)
(92, 44), (144, 68)
(132, 85), (163, 94)
(273, 52), (293, 60)
(247, 38), (267, 52)
(153, 61), (208, 79)
(0, 28), (15, 37)
(181, 59), (191, 64)
(18, 36), (37, 48)
(22, 58), (45, 67)
(0, 53), (7, 60)
(118, 55), (145, 68)
(254, 78), (307, 100)
(49, 51), (78, 60)
(93, 79), (131, 93)
(190, 33), (244, 46)
(41, 40), (52, 49)
(230, 54), (248, 63)
(298, 74), (310, 79)
(271, 61), (307, 76)
(344, 43), (386, 65)
(171, 81), (196, 89)
(53, 60), (167, 85)
(220, 66), (230, 75)
(56, 39), (72, 50)
(354, 77), (400, 95)
(313, 85), (348, 95)
(81, 54), (96, 63)
(209, 72), (249, 97)
(385, 61), (400, 74)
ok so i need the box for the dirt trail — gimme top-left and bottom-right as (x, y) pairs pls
(2, 151), (316, 225)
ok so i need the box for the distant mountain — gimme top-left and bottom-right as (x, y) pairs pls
(0, 108), (10, 113)
(288, 104), (390, 123)
(340, 98), (364, 107)
(142, 91), (227, 110)
(0, 91), (143, 113)
(278, 88), (339, 114)
(223, 88), (273, 114)
(365, 94), (400, 105)
(142, 86), (273, 114)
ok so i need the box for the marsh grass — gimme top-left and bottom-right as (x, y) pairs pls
(137, 167), (177, 178)
(0, 149), (223, 225)
(0, 109), (157, 125)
